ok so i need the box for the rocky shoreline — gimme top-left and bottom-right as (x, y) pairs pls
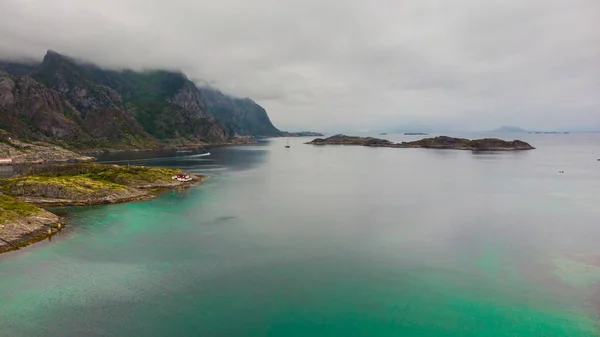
(17, 174), (204, 207)
(307, 134), (535, 151)
(0, 165), (204, 253)
(0, 207), (63, 254)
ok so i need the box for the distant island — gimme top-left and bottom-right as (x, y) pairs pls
(379, 133), (388, 135)
(490, 126), (571, 134)
(404, 132), (429, 135)
(306, 134), (535, 151)
(489, 126), (529, 133)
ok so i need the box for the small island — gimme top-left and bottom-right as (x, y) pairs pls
(0, 163), (203, 253)
(404, 132), (429, 135)
(306, 134), (535, 151)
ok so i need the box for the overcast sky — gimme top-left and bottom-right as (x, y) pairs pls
(1, 0), (598, 132)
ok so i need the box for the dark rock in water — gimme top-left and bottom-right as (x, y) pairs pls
(308, 134), (393, 147)
(402, 136), (535, 151)
(307, 135), (535, 151)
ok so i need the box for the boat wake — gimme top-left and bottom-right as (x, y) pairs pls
(189, 152), (211, 157)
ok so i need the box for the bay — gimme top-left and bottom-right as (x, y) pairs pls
(1, 133), (600, 336)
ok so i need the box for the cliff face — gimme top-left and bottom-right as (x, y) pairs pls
(198, 86), (282, 137)
(0, 72), (90, 144)
(0, 50), (285, 148)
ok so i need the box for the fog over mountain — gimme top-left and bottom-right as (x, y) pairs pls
(1, 0), (598, 132)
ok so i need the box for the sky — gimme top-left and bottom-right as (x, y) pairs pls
(1, 0), (599, 133)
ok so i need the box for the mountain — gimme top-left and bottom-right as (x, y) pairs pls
(0, 50), (284, 149)
(0, 61), (38, 76)
(489, 126), (528, 133)
(198, 86), (282, 137)
(0, 71), (94, 147)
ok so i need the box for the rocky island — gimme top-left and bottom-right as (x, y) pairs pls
(0, 163), (202, 253)
(306, 134), (535, 151)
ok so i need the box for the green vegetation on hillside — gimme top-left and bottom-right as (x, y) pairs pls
(0, 164), (184, 201)
(0, 194), (42, 225)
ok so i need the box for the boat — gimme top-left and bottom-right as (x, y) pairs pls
(285, 139), (290, 148)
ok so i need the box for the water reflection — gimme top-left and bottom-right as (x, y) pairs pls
(96, 144), (269, 173)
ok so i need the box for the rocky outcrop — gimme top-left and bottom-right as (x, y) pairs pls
(307, 134), (535, 151)
(400, 136), (535, 150)
(0, 164), (204, 253)
(0, 163), (204, 206)
(0, 194), (62, 253)
(308, 134), (394, 146)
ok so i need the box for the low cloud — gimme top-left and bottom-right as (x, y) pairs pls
(1, 0), (598, 131)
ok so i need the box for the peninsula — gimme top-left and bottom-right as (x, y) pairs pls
(0, 163), (202, 253)
(306, 134), (535, 151)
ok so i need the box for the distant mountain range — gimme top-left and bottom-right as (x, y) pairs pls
(488, 126), (529, 133)
(0, 50), (317, 150)
(488, 126), (576, 134)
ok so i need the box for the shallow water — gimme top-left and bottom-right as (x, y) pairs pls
(1, 133), (600, 336)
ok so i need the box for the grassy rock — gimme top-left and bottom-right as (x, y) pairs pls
(0, 194), (61, 253)
(0, 163), (201, 206)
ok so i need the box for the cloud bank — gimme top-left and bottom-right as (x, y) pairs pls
(1, 0), (598, 132)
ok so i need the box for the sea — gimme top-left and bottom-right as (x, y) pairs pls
(1, 133), (599, 336)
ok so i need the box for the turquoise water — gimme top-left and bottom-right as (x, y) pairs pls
(1, 133), (600, 336)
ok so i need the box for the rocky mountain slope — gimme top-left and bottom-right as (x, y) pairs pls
(198, 86), (282, 137)
(0, 50), (284, 149)
(0, 137), (94, 164)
